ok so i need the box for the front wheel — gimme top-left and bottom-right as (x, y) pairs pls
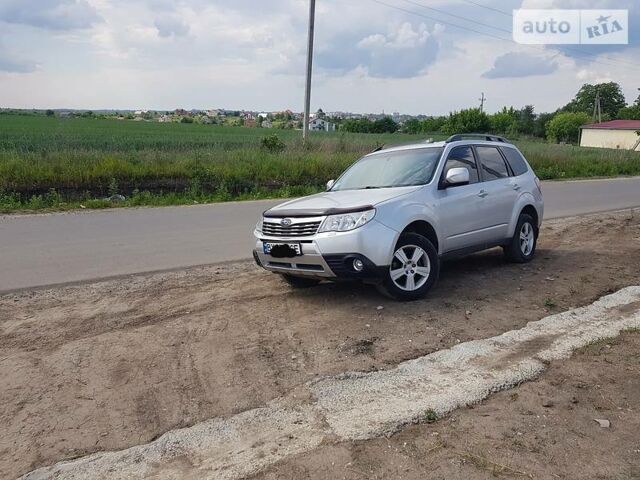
(377, 233), (439, 301)
(503, 213), (538, 263)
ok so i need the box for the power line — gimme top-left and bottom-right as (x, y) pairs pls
(371, 0), (515, 42)
(400, 0), (511, 35)
(405, 0), (640, 69)
(460, 0), (511, 17)
(369, 0), (640, 71)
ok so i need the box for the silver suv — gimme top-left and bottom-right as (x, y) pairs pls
(253, 134), (543, 300)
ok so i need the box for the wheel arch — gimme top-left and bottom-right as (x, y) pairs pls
(520, 204), (539, 232)
(508, 192), (540, 237)
(401, 220), (440, 253)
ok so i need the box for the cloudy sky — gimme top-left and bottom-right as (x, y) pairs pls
(0, 0), (638, 114)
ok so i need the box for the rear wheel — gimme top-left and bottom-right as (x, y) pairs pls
(377, 233), (439, 301)
(503, 213), (537, 263)
(281, 274), (321, 288)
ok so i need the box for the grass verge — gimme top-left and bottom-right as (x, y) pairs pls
(1, 115), (638, 212)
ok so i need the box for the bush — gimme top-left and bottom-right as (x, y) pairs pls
(342, 116), (397, 134)
(489, 107), (518, 134)
(260, 134), (286, 153)
(545, 112), (590, 144)
(442, 108), (491, 135)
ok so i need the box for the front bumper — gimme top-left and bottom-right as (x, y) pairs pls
(253, 219), (397, 279)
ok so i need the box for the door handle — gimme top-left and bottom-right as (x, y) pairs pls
(477, 190), (488, 198)
(513, 183), (521, 191)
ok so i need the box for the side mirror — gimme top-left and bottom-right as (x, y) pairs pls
(326, 179), (335, 191)
(444, 167), (469, 187)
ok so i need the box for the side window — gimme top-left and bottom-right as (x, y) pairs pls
(476, 146), (509, 181)
(443, 146), (479, 184)
(500, 147), (529, 176)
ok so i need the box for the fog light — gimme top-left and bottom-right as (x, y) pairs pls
(353, 259), (364, 272)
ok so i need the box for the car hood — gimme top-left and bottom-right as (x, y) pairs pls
(264, 186), (422, 217)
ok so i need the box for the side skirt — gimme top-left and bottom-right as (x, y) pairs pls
(439, 239), (511, 261)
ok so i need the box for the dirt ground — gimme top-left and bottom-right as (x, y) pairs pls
(1, 209), (639, 479)
(252, 331), (640, 480)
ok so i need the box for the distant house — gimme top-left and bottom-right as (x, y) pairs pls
(308, 117), (335, 132)
(580, 120), (640, 151)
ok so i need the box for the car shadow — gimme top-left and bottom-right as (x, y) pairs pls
(278, 246), (589, 304)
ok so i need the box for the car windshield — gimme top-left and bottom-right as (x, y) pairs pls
(331, 147), (444, 191)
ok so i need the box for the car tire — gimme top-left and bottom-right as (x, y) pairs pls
(503, 213), (538, 263)
(377, 232), (439, 301)
(281, 274), (321, 288)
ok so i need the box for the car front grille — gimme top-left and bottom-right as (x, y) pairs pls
(262, 220), (321, 237)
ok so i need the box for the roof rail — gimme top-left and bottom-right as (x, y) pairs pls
(372, 138), (437, 152)
(445, 134), (510, 143)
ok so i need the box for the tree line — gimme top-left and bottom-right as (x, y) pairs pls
(339, 82), (640, 144)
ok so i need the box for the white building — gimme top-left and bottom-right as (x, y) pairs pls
(308, 118), (335, 132)
(580, 120), (640, 151)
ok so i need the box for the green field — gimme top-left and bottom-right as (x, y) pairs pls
(0, 115), (638, 211)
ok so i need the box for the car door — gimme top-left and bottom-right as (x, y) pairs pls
(473, 145), (518, 242)
(436, 146), (490, 252)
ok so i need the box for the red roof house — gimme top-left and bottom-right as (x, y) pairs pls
(580, 120), (640, 151)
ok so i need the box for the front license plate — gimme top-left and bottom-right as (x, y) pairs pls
(263, 242), (302, 257)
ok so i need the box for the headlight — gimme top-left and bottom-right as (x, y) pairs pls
(318, 209), (375, 233)
(255, 218), (263, 233)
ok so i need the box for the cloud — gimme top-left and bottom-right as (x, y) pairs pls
(317, 22), (442, 79)
(0, 49), (36, 73)
(0, 0), (637, 114)
(0, 0), (102, 30)
(483, 52), (558, 78)
(154, 14), (190, 38)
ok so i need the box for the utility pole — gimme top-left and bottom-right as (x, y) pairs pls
(302, 0), (316, 142)
(593, 89), (602, 123)
(479, 92), (486, 113)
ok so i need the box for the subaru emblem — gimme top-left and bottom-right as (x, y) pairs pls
(281, 218), (292, 226)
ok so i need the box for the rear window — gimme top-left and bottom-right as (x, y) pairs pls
(476, 146), (509, 181)
(500, 147), (529, 176)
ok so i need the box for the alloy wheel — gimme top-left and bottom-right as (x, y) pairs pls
(520, 222), (535, 256)
(389, 244), (431, 291)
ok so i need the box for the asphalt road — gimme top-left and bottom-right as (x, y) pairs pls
(1, 176), (639, 292)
